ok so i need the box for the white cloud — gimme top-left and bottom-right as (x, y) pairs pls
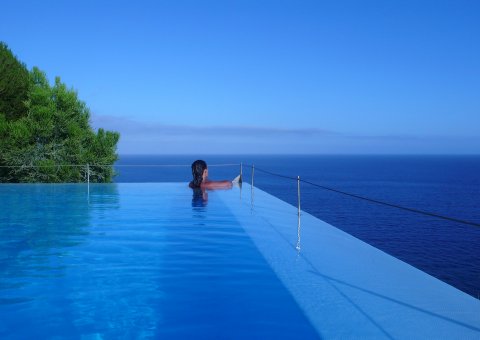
(91, 114), (480, 154)
(91, 114), (335, 137)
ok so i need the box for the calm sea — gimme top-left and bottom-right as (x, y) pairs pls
(115, 155), (480, 298)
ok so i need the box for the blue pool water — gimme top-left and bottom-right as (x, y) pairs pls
(1, 182), (479, 338)
(114, 155), (480, 298)
(0, 183), (318, 339)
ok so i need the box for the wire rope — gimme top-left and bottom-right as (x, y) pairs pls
(243, 164), (480, 228)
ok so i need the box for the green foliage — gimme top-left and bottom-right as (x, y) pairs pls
(0, 42), (30, 121)
(0, 64), (119, 183)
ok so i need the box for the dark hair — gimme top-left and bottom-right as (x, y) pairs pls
(190, 160), (207, 188)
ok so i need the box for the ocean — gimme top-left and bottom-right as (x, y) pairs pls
(115, 155), (480, 298)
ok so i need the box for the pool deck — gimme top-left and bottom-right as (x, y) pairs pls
(220, 183), (480, 338)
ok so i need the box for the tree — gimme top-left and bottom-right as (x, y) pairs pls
(0, 42), (30, 121)
(0, 67), (119, 183)
(0, 42), (31, 179)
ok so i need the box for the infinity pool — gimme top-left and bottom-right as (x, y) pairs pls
(0, 183), (479, 339)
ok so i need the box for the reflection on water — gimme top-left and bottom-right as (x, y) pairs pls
(0, 184), (120, 269)
(0, 185), (96, 290)
(191, 187), (208, 208)
(0, 184), (121, 338)
(0, 183), (319, 339)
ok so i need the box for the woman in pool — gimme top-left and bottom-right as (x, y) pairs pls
(189, 160), (233, 190)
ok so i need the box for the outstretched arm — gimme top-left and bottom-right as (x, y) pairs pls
(202, 180), (233, 190)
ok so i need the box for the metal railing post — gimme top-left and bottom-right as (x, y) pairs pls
(251, 164), (255, 213)
(251, 164), (255, 188)
(87, 163), (90, 185)
(86, 163), (90, 198)
(296, 176), (301, 251)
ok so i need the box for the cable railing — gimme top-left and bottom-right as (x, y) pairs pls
(242, 163), (480, 229)
(0, 163), (239, 168)
(0, 163), (241, 184)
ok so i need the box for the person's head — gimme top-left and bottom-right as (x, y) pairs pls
(191, 160), (208, 188)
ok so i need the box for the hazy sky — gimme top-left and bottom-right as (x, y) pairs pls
(2, 0), (479, 154)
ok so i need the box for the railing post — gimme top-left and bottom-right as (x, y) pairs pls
(86, 163), (90, 198)
(251, 164), (255, 188)
(240, 162), (243, 182)
(296, 176), (301, 251)
(251, 164), (255, 213)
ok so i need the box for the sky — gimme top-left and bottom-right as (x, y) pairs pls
(1, 0), (479, 154)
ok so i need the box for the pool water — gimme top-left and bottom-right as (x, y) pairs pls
(1, 183), (479, 339)
(0, 183), (318, 339)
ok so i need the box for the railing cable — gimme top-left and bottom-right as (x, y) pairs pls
(244, 164), (297, 181)
(0, 163), (239, 168)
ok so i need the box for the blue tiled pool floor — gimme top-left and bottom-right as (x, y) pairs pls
(0, 183), (479, 339)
